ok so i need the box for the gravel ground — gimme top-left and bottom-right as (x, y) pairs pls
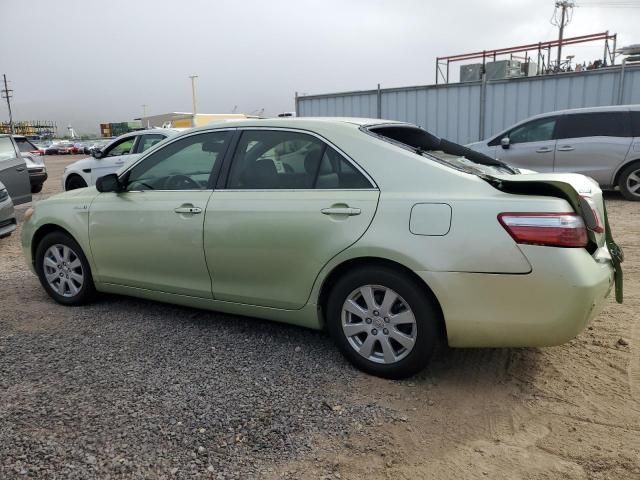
(1, 155), (638, 479)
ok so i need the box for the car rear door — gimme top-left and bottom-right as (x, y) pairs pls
(553, 111), (633, 186)
(495, 116), (558, 173)
(204, 128), (379, 310)
(0, 136), (31, 205)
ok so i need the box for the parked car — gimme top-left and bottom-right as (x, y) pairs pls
(35, 141), (58, 155)
(62, 129), (178, 190)
(467, 105), (640, 201)
(0, 180), (17, 239)
(0, 134), (31, 205)
(55, 142), (76, 155)
(21, 118), (621, 379)
(13, 135), (48, 193)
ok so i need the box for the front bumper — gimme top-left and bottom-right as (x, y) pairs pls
(419, 245), (614, 348)
(0, 218), (17, 238)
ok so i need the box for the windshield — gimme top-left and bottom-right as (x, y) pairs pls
(14, 137), (38, 153)
(366, 124), (517, 175)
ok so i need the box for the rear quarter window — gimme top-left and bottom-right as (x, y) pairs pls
(556, 111), (631, 139)
(631, 111), (640, 138)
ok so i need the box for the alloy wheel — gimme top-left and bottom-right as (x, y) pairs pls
(626, 168), (640, 198)
(341, 285), (417, 364)
(43, 244), (84, 297)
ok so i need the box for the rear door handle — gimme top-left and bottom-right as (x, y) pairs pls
(535, 147), (553, 153)
(16, 166), (25, 172)
(321, 207), (361, 216)
(174, 206), (203, 214)
(557, 146), (575, 151)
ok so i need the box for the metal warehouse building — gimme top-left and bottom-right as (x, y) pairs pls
(296, 63), (640, 145)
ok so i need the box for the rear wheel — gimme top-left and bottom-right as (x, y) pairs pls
(618, 162), (640, 201)
(327, 266), (440, 379)
(65, 175), (87, 191)
(35, 231), (96, 305)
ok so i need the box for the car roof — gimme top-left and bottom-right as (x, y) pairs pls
(530, 104), (640, 119)
(185, 117), (407, 133)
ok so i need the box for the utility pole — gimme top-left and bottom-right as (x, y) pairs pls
(188, 75), (198, 119)
(1, 74), (14, 134)
(553, 1), (574, 71)
(141, 104), (147, 117)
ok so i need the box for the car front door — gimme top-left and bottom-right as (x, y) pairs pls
(553, 111), (633, 186)
(89, 130), (233, 298)
(495, 116), (558, 173)
(205, 128), (380, 310)
(0, 136), (31, 205)
(91, 135), (137, 184)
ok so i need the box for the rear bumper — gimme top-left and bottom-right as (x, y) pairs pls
(419, 246), (614, 348)
(29, 171), (48, 185)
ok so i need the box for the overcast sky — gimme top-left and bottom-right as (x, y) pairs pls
(0, 0), (637, 135)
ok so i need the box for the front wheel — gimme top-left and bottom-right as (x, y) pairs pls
(35, 232), (96, 305)
(619, 162), (640, 201)
(327, 266), (440, 379)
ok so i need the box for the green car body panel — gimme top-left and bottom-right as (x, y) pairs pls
(22, 118), (618, 348)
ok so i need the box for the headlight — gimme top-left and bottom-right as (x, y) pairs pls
(0, 189), (8, 202)
(24, 207), (35, 222)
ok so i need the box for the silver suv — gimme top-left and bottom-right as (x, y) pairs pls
(468, 105), (640, 200)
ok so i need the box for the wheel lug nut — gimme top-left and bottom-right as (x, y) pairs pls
(371, 329), (378, 335)
(365, 318), (372, 324)
(383, 328), (389, 335)
(373, 310), (379, 316)
(384, 317), (389, 323)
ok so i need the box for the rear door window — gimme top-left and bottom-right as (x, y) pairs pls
(0, 137), (18, 161)
(556, 112), (631, 139)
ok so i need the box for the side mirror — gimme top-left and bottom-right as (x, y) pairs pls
(500, 137), (510, 149)
(96, 173), (123, 193)
(92, 150), (104, 159)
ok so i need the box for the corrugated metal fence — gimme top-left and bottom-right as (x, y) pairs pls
(296, 64), (640, 145)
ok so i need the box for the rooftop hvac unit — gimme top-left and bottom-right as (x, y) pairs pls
(485, 60), (524, 80)
(459, 63), (483, 82)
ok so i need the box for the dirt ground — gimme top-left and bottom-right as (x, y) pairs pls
(1, 156), (639, 479)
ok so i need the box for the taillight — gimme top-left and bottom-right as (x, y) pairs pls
(581, 196), (604, 233)
(498, 213), (588, 248)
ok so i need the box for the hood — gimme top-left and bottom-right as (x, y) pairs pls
(37, 185), (99, 206)
(65, 156), (94, 170)
(465, 141), (485, 150)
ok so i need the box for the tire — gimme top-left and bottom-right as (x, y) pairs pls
(326, 265), (440, 379)
(31, 184), (43, 194)
(65, 175), (87, 191)
(35, 231), (96, 306)
(618, 162), (640, 201)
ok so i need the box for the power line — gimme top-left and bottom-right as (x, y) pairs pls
(551, 1), (575, 70)
(1, 74), (14, 134)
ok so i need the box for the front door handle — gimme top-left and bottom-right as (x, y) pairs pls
(174, 205), (203, 214)
(557, 146), (575, 152)
(321, 207), (361, 216)
(536, 147), (553, 153)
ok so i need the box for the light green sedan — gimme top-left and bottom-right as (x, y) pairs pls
(21, 118), (623, 379)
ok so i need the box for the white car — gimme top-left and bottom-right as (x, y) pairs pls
(62, 129), (179, 190)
